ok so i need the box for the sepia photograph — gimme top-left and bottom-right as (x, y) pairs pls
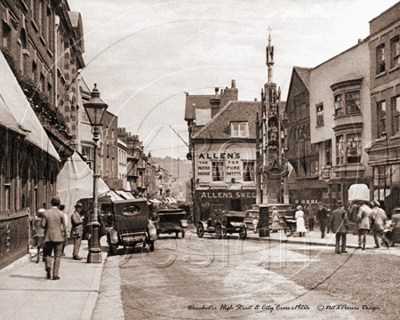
(1, 0), (400, 319)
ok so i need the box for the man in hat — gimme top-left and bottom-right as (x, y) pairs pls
(370, 200), (389, 248)
(41, 196), (67, 280)
(70, 202), (84, 260)
(331, 201), (348, 254)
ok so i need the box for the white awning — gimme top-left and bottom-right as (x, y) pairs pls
(0, 51), (60, 161)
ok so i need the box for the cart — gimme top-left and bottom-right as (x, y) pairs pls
(280, 216), (298, 237)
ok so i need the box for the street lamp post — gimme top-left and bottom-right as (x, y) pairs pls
(84, 84), (108, 263)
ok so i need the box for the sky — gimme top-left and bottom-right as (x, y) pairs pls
(68, 0), (400, 159)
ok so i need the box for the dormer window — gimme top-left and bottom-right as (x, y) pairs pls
(231, 122), (249, 138)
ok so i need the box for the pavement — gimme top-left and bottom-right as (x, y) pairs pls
(1, 226), (398, 320)
(0, 238), (108, 320)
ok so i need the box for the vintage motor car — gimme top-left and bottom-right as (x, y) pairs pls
(100, 198), (157, 255)
(196, 211), (247, 239)
(152, 208), (188, 238)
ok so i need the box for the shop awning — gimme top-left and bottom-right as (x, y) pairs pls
(0, 51), (60, 161)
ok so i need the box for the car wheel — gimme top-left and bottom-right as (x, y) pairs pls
(149, 241), (154, 252)
(197, 224), (204, 238)
(175, 231), (179, 238)
(216, 225), (223, 239)
(108, 237), (118, 256)
(239, 228), (247, 240)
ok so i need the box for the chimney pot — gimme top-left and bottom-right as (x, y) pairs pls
(254, 98), (257, 101)
(231, 79), (236, 88)
(214, 87), (219, 95)
(358, 38), (362, 44)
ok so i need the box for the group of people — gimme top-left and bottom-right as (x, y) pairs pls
(322, 199), (390, 253)
(292, 199), (393, 253)
(33, 196), (85, 280)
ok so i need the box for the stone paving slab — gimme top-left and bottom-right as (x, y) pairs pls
(0, 239), (108, 320)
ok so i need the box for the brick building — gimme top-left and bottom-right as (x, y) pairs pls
(185, 81), (260, 222)
(366, 1), (400, 216)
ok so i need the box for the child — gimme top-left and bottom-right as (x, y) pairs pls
(253, 216), (259, 233)
(33, 209), (46, 263)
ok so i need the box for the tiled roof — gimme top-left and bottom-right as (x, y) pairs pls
(192, 101), (261, 140)
(184, 94), (214, 120)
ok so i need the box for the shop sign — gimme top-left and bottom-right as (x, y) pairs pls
(197, 160), (211, 177)
(225, 160), (242, 182)
(197, 190), (256, 199)
(199, 152), (240, 160)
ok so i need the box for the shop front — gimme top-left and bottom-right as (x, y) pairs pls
(194, 189), (256, 222)
(367, 140), (400, 218)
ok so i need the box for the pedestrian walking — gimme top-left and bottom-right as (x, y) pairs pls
(271, 206), (280, 233)
(357, 201), (373, 250)
(332, 201), (348, 254)
(70, 202), (84, 260)
(370, 200), (389, 248)
(295, 205), (307, 237)
(317, 203), (328, 239)
(33, 208), (46, 263)
(41, 196), (67, 280)
(59, 204), (68, 257)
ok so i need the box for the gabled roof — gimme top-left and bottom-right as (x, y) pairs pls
(192, 100), (261, 140)
(294, 66), (311, 91)
(284, 66), (311, 114)
(184, 94), (214, 121)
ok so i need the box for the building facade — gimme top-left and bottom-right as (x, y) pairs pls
(366, 2), (400, 217)
(185, 82), (259, 222)
(284, 67), (320, 205)
(118, 139), (128, 190)
(309, 39), (372, 207)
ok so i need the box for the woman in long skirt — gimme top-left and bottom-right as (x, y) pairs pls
(295, 205), (307, 237)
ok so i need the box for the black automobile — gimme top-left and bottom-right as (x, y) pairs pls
(100, 198), (157, 255)
(153, 208), (188, 238)
(197, 211), (247, 240)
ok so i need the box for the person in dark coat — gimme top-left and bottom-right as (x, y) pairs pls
(41, 196), (67, 280)
(317, 203), (328, 239)
(70, 202), (84, 260)
(332, 201), (348, 254)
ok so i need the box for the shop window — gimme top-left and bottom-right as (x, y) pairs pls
(336, 135), (344, 165)
(377, 44), (385, 74)
(392, 96), (400, 135)
(391, 36), (400, 69)
(334, 94), (344, 117)
(345, 91), (361, 114)
(212, 161), (224, 181)
(316, 104), (324, 126)
(242, 161), (255, 181)
(231, 122), (249, 138)
(377, 101), (386, 138)
(346, 133), (362, 164)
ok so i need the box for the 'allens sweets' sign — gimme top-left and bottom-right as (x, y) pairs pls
(198, 191), (256, 199)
